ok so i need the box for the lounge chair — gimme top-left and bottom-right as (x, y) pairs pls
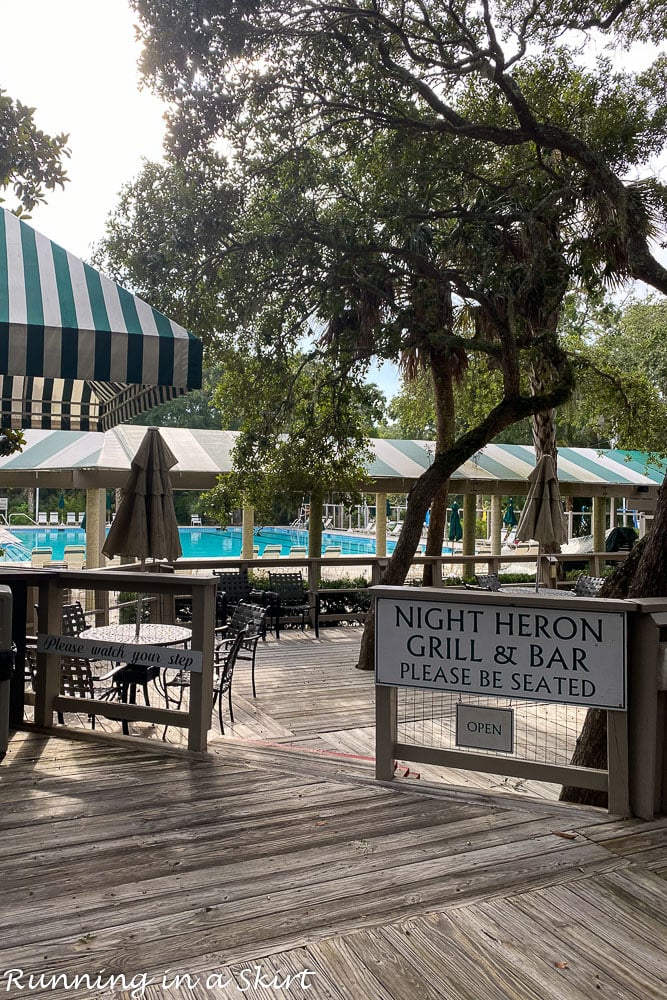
(322, 516), (334, 530)
(66, 512), (76, 525)
(323, 545), (342, 556)
(77, 511), (85, 524)
(37, 512), (47, 526)
(48, 512), (59, 525)
(190, 514), (202, 526)
(31, 546), (53, 568)
(63, 545), (86, 569)
(261, 544), (283, 558)
(289, 546), (308, 558)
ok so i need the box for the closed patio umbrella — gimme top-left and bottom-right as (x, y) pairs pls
(503, 499), (518, 528)
(102, 427), (182, 635)
(515, 455), (567, 590)
(448, 501), (463, 543)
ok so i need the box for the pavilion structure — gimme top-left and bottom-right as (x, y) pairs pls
(0, 427), (662, 563)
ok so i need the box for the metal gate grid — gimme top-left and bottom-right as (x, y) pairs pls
(396, 687), (587, 766)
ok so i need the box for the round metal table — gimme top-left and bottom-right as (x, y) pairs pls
(80, 623), (192, 732)
(80, 623), (192, 645)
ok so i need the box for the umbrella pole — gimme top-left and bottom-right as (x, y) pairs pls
(136, 558), (146, 638)
(536, 544), (541, 592)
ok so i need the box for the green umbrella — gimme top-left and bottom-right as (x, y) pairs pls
(448, 501), (463, 542)
(503, 499), (518, 528)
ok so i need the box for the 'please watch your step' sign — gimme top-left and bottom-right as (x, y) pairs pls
(375, 594), (627, 710)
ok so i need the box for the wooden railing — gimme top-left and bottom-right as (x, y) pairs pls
(5, 566), (217, 752)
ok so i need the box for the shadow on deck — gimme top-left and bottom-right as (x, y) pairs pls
(1, 727), (666, 999)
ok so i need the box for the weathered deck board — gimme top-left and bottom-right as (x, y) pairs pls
(0, 732), (665, 1000)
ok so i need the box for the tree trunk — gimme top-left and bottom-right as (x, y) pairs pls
(561, 475), (667, 805)
(423, 353), (455, 586)
(531, 360), (561, 557)
(356, 355), (575, 670)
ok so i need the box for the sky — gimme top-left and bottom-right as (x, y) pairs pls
(0, 0), (166, 259)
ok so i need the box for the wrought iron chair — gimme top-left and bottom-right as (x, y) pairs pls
(215, 602), (268, 697)
(267, 571), (319, 639)
(57, 602), (121, 726)
(212, 630), (247, 733)
(213, 568), (263, 624)
(471, 573), (502, 591)
(571, 574), (605, 597)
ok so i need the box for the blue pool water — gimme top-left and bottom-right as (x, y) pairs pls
(6, 525), (407, 562)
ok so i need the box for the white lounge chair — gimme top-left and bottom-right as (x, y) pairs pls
(323, 545), (342, 556)
(289, 546), (308, 558)
(77, 511), (85, 524)
(66, 512), (76, 525)
(31, 546), (53, 567)
(48, 512), (59, 525)
(261, 544), (283, 558)
(191, 514), (202, 526)
(37, 512), (47, 526)
(63, 545), (86, 569)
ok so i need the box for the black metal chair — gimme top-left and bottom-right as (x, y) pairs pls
(215, 602), (268, 697)
(571, 574), (605, 597)
(267, 571), (319, 639)
(471, 574), (502, 591)
(61, 601), (89, 636)
(212, 629), (247, 733)
(214, 568), (262, 624)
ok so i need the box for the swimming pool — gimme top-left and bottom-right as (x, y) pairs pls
(6, 525), (408, 562)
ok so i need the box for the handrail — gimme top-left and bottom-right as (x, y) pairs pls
(8, 513), (37, 526)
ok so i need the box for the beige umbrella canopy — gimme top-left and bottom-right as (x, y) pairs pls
(515, 455), (567, 589)
(102, 427), (182, 566)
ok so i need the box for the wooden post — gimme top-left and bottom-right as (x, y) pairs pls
(462, 493), (476, 556)
(375, 491), (387, 558)
(242, 505), (254, 559)
(627, 607), (664, 819)
(188, 579), (216, 752)
(592, 496), (606, 573)
(490, 495), (502, 554)
(375, 685), (397, 780)
(34, 578), (62, 728)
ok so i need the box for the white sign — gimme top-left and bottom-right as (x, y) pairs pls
(456, 704), (514, 753)
(37, 634), (202, 673)
(375, 597), (627, 709)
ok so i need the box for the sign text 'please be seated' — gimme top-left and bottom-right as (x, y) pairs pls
(375, 598), (626, 709)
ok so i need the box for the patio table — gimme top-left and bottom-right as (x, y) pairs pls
(79, 623), (192, 732)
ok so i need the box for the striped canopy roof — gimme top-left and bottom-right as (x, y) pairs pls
(0, 208), (202, 431)
(0, 429), (663, 500)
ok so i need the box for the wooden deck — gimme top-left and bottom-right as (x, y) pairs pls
(1, 727), (666, 999)
(62, 627), (588, 801)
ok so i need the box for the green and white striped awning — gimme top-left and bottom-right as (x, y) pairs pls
(0, 208), (202, 431)
(0, 430), (663, 501)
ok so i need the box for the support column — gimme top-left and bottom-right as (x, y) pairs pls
(489, 495), (502, 555)
(241, 505), (255, 559)
(85, 488), (108, 615)
(375, 491), (387, 558)
(593, 496), (606, 554)
(462, 493), (476, 556)
(85, 489), (106, 569)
